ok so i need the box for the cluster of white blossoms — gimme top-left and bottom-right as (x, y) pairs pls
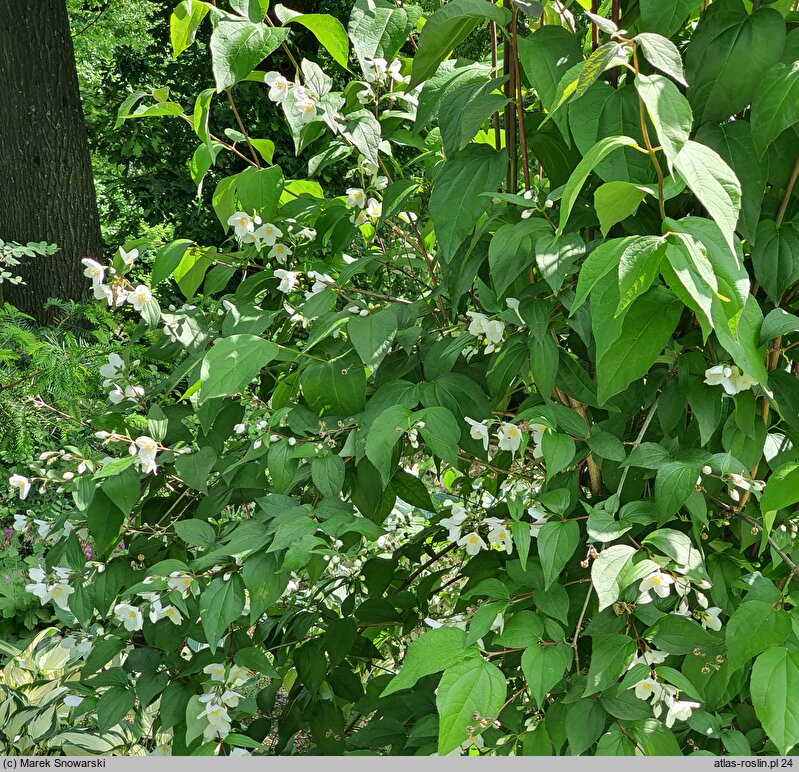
(25, 565), (74, 611)
(344, 158), (387, 225)
(81, 248), (153, 316)
(273, 268), (335, 300)
(129, 435), (159, 475)
(226, 211), (292, 263)
(628, 649), (700, 727)
(264, 70), (326, 124)
(639, 568), (722, 631)
(198, 663), (252, 741)
(112, 573), (193, 631)
(464, 416), (547, 459)
(466, 312), (505, 354)
(99, 352), (145, 405)
(704, 364), (757, 395)
(13, 512), (72, 543)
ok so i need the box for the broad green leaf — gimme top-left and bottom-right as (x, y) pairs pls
(575, 42), (624, 98)
(97, 686), (136, 734)
(593, 182), (649, 236)
(381, 627), (470, 697)
(760, 462), (799, 535)
(541, 432), (575, 481)
(311, 454), (346, 498)
(642, 528), (703, 572)
(429, 144), (507, 262)
(340, 109), (381, 167)
(635, 73), (691, 169)
(210, 20), (289, 92)
(566, 699), (606, 754)
(199, 334), (278, 401)
(537, 520), (579, 589)
(439, 76), (509, 156)
(759, 308), (799, 346)
(521, 643), (572, 706)
(750, 221), (799, 306)
(751, 648), (799, 754)
(616, 236), (666, 314)
(436, 657), (507, 754)
(639, 0), (697, 38)
(170, 0), (210, 58)
(635, 33), (687, 86)
(556, 135), (639, 235)
(644, 615), (720, 655)
(235, 165), (284, 219)
(713, 296), (767, 387)
(174, 518), (216, 548)
(347, 307), (398, 370)
(752, 62), (799, 157)
(685, 0), (785, 125)
(655, 461), (699, 519)
(591, 544), (636, 611)
(364, 405), (413, 485)
(726, 600), (791, 671)
(348, 0), (412, 69)
(286, 14), (349, 69)
(661, 233), (718, 333)
(301, 353), (367, 416)
(488, 218), (551, 296)
(410, 0), (511, 87)
(174, 447), (217, 493)
(199, 575), (246, 652)
(673, 140), (741, 255)
(696, 121), (764, 243)
(517, 26), (582, 111)
(416, 406), (461, 468)
(584, 634), (636, 696)
(535, 233), (585, 293)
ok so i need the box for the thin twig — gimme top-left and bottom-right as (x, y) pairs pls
(226, 89), (261, 167)
(571, 584), (593, 675)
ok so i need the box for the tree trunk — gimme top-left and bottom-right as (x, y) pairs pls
(0, 0), (103, 319)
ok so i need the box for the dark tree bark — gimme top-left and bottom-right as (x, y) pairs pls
(0, 0), (103, 319)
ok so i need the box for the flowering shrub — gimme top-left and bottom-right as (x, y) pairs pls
(4, 0), (799, 757)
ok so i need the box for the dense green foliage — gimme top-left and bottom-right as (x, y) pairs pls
(2, 0), (799, 757)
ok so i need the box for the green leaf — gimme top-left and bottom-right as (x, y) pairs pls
(171, 0), (210, 58)
(750, 221), (799, 306)
(537, 520), (579, 590)
(644, 615), (720, 655)
(752, 62), (799, 157)
(535, 233), (585, 294)
(685, 1), (785, 125)
(382, 627), (470, 697)
(655, 461), (699, 519)
(199, 575), (246, 652)
(662, 233), (718, 333)
(410, 0), (510, 87)
(436, 657), (507, 754)
(364, 405), (413, 485)
(635, 33), (687, 86)
(521, 643), (572, 706)
(759, 308), (799, 346)
(557, 135), (639, 235)
(635, 74), (691, 169)
(286, 14), (349, 69)
(340, 109), (381, 167)
(199, 334), (277, 401)
(100, 467), (140, 516)
(301, 353), (367, 416)
(429, 144), (507, 262)
(575, 42), (624, 98)
(591, 544), (636, 611)
(642, 527), (703, 572)
(97, 686), (135, 734)
(488, 218), (551, 296)
(593, 182), (649, 236)
(236, 165), (283, 219)
(416, 407), (461, 468)
(566, 699), (607, 754)
(639, 0), (697, 38)
(726, 600), (791, 672)
(673, 140), (741, 255)
(584, 634), (637, 696)
(751, 648), (799, 754)
(174, 519), (216, 548)
(347, 307), (398, 370)
(174, 447), (217, 494)
(348, 0), (412, 69)
(439, 77), (509, 157)
(311, 454), (346, 498)
(517, 26), (582, 111)
(760, 462), (799, 531)
(210, 20), (289, 91)
(541, 432), (575, 481)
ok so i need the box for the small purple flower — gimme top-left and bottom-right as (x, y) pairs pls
(4, 529), (11, 538)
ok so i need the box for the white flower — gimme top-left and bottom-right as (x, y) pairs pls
(365, 198), (382, 218)
(356, 87), (373, 104)
(351, 209), (368, 226)
(33, 519), (50, 539)
(228, 664), (250, 685)
(704, 364), (755, 395)
(108, 386), (125, 404)
(490, 612), (505, 635)
(119, 247), (138, 267)
(254, 222), (282, 249)
(633, 677), (663, 702)
(363, 56), (388, 83)
(234, 423), (247, 435)
(467, 311), (490, 337)
(528, 504), (548, 537)
(159, 604), (182, 625)
(127, 284), (153, 312)
(497, 422), (523, 454)
(457, 531), (487, 556)
(168, 571), (194, 596)
(227, 211), (257, 241)
(9, 474), (31, 500)
(81, 258), (105, 286)
(12, 514), (28, 531)
(699, 606), (723, 631)
(732, 370), (757, 392)
(346, 188), (366, 208)
(484, 319), (505, 347)
(675, 598), (691, 617)
(268, 243), (291, 264)
(274, 269), (299, 294)
(506, 297), (525, 324)
(529, 422), (547, 459)
(387, 58), (407, 83)
(665, 699), (700, 728)
(204, 663), (226, 682)
(487, 521), (513, 554)
(293, 87), (317, 122)
(134, 436), (158, 475)
(49, 582), (74, 611)
(220, 689), (243, 708)
(264, 71), (290, 103)
(465, 417), (490, 451)
(114, 603), (144, 631)
(99, 353), (125, 385)
(440, 511), (466, 542)
(640, 569), (674, 599)
(306, 271), (333, 296)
